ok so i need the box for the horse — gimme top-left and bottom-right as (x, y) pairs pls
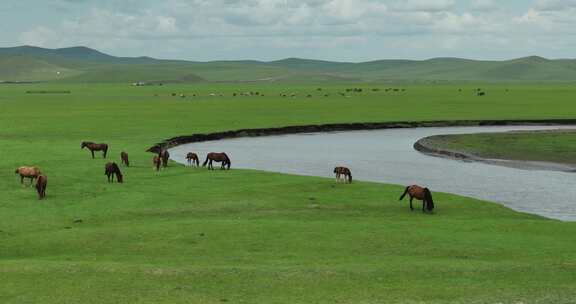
(15, 166), (42, 185)
(202, 152), (231, 170)
(153, 155), (162, 171)
(333, 166), (352, 183)
(120, 151), (130, 167)
(81, 141), (108, 159)
(186, 152), (200, 167)
(399, 185), (435, 213)
(35, 175), (48, 200)
(104, 162), (123, 183)
(159, 149), (170, 167)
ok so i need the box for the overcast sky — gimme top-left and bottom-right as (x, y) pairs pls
(1, 0), (575, 61)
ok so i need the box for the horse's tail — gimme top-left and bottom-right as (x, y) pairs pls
(224, 153), (231, 169)
(424, 188), (435, 211)
(348, 172), (352, 183)
(14, 168), (19, 174)
(202, 156), (209, 167)
(399, 186), (410, 201)
(103, 145), (108, 158)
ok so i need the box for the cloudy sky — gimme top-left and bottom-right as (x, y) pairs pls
(1, 0), (575, 61)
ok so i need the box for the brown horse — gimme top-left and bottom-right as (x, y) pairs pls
(81, 141), (109, 158)
(399, 185), (435, 213)
(334, 166), (352, 183)
(153, 155), (162, 171)
(36, 175), (48, 200)
(186, 152), (200, 167)
(105, 162), (123, 183)
(15, 166), (42, 185)
(120, 151), (130, 167)
(160, 149), (170, 167)
(202, 152), (231, 170)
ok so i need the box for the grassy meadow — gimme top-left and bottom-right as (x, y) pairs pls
(419, 130), (576, 166)
(1, 83), (576, 303)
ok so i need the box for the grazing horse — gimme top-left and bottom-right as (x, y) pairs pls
(104, 162), (123, 183)
(159, 149), (170, 167)
(399, 185), (435, 213)
(81, 141), (108, 159)
(15, 166), (42, 185)
(36, 175), (48, 200)
(120, 151), (130, 167)
(334, 166), (352, 183)
(153, 155), (162, 171)
(186, 152), (200, 167)
(202, 152), (231, 170)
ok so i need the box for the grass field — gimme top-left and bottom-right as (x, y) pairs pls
(418, 130), (576, 166)
(2, 83), (576, 303)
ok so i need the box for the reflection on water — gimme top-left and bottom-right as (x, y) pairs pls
(170, 125), (576, 221)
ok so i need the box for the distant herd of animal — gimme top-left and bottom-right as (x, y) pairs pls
(14, 141), (435, 213)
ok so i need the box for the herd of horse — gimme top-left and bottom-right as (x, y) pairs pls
(14, 141), (435, 213)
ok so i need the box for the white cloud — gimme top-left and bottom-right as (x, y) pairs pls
(9, 0), (576, 61)
(19, 26), (62, 47)
(471, 0), (498, 12)
(390, 0), (455, 12)
(534, 0), (576, 11)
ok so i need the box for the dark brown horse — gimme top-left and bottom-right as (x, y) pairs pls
(36, 175), (48, 200)
(186, 152), (200, 167)
(15, 166), (42, 185)
(105, 162), (123, 183)
(82, 141), (108, 158)
(203, 152), (231, 170)
(334, 166), (352, 183)
(159, 149), (170, 167)
(120, 151), (130, 167)
(399, 185), (434, 213)
(153, 155), (162, 171)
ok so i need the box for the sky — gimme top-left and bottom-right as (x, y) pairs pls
(1, 0), (575, 62)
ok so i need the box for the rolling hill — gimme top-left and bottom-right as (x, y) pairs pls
(1, 45), (575, 83)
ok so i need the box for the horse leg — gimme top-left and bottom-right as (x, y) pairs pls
(422, 201), (426, 213)
(409, 197), (414, 211)
(20, 175), (24, 185)
(91, 150), (95, 159)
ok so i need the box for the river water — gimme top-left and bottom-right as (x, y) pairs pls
(169, 126), (576, 221)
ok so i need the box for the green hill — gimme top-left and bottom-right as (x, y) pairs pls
(1, 46), (575, 83)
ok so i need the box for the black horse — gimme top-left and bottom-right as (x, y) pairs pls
(105, 162), (123, 183)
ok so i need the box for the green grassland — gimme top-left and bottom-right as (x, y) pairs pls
(4, 46), (576, 83)
(420, 130), (576, 166)
(2, 83), (576, 303)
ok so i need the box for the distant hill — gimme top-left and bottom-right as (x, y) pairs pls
(0, 45), (575, 83)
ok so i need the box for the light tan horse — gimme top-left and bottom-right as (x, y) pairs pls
(15, 166), (42, 185)
(399, 185), (435, 213)
(333, 166), (352, 183)
(36, 175), (48, 200)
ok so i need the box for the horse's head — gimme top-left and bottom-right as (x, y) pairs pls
(117, 173), (124, 183)
(81, 142), (88, 149)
